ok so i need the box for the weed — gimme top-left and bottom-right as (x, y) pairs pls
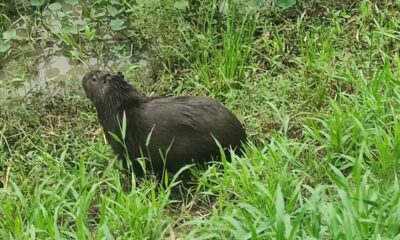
(1, 0), (400, 238)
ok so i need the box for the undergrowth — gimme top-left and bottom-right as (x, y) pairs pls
(1, 0), (400, 239)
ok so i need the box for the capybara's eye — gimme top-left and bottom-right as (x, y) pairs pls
(91, 76), (97, 82)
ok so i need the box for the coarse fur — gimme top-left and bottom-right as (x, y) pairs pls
(82, 70), (247, 177)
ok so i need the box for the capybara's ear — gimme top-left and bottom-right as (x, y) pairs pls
(117, 71), (124, 79)
(104, 73), (113, 84)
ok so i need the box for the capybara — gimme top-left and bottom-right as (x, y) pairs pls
(82, 70), (246, 176)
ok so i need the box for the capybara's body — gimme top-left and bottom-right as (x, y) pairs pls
(82, 70), (246, 176)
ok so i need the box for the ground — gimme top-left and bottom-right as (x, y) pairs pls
(1, 0), (400, 239)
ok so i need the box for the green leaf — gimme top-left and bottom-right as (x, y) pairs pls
(90, 9), (106, 19)
(276, 0), (296, 9)
(63, 25), (78, 34)
(58, 11), (67, 19)
(48, 2), (61, 11)
(70, 49), (81, 58)
(110, 19), (125, 31)
(174, 0), (189, 10)
(90, 8), (96, 18)
(328, 164), (350, 190)
(65, 0), (79, 5)
(146, 125), (155, 146)
(108, 132), (123, 145)
(275, 185), (285, 240)
(121, 111), (127, 140)
(0, 42), (11, 52)
(30, 0), (45, 7)
(107, 5), (118, 17)
(3, 29), (17, 41)
(84, 26), (96, 41)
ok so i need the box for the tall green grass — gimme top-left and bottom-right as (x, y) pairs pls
(0, 131), (178, 239)
(183, 61), (400, 238)
(1, 0), (400, 239)
(187, 4), (257, 91)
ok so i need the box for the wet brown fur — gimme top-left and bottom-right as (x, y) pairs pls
(82, 70), (247, 177)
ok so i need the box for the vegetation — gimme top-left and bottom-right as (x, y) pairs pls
(1, 0), (400, 238)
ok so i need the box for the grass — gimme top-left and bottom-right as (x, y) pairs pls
(1, 0), (400, 239)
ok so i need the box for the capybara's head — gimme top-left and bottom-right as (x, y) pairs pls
(82, 70), (141, 113)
